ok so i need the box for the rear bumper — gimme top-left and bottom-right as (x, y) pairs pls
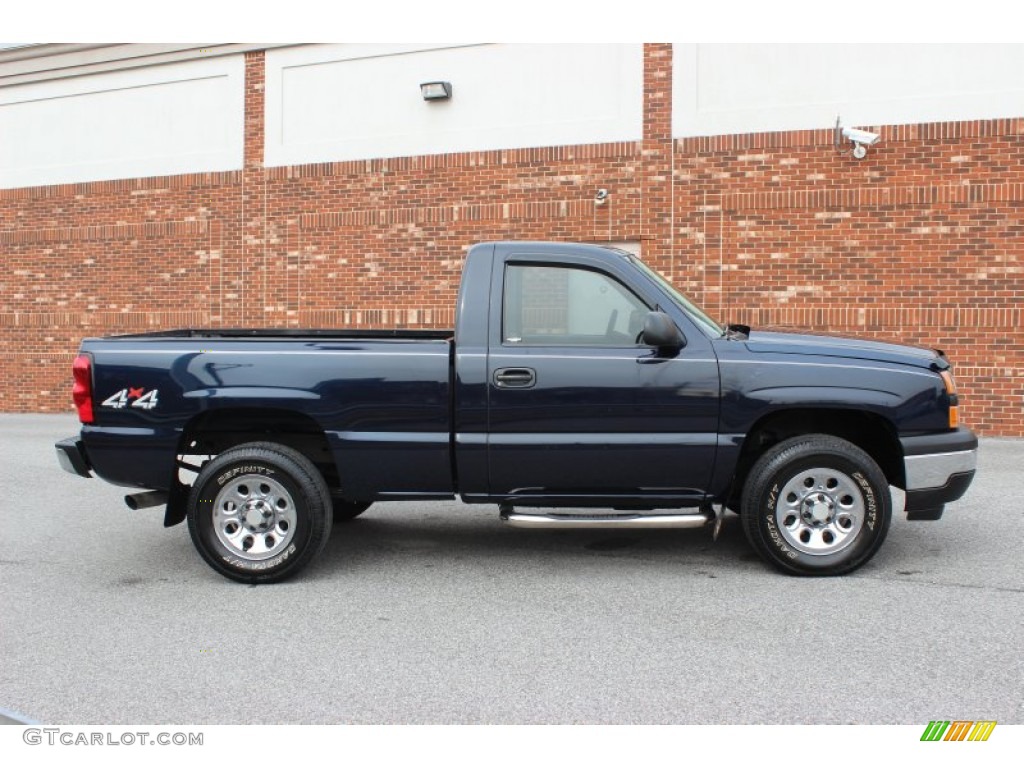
(55, 436), (92, 478)
(900, 427), (977, 520)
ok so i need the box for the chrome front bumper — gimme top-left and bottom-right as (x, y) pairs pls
(904, 449), (978, 491)
(900, 428), (978, 520)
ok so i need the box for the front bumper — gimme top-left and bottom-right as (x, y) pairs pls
(900, 427), (977, 520)
(55, 436), (92, 478)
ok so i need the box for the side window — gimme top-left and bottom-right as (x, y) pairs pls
(503, 264), (649, 346)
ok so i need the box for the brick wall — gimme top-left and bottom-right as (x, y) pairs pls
(1, 45), (1021, 435)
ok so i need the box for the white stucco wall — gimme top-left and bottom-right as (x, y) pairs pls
(5, 44), (1022, 191)
(0, 55), (244, 188)
(673, 43), (1024, 137)
(264, 43), (644, 166)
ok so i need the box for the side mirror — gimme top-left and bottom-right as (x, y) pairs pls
(641, 311), (684, 350)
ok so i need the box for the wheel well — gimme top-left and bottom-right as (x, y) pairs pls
(177, 408), (338, 490)
(730, 409), (904, 504)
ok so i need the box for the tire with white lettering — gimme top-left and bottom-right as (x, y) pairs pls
(740, 435), (891, 576)
(187, 442), (333, 584)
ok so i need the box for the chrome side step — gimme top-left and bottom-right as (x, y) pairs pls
(500, 510), (713, 530)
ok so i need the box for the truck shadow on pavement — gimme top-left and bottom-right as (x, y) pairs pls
(308, 509), (763, 580)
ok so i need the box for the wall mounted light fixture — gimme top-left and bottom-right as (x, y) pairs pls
(420, 81), (452, 101)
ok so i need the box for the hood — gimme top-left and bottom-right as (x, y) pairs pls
(743, 330), (942, 370)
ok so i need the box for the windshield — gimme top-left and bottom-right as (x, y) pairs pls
(627, 255), (724, 338)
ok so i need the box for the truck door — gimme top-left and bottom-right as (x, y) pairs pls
(485, 251), (720, 506)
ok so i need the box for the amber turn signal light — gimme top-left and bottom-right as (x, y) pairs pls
(939, 370), (959, 428)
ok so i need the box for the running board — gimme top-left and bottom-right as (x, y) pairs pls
(500, 510), (713, 530)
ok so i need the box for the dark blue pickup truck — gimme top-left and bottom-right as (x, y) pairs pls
(56, 241), (977, 583)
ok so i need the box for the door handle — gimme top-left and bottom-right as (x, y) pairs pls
(493, 367), (536, 388)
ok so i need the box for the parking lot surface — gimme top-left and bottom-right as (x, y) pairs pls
(1, 414), (1021, 724)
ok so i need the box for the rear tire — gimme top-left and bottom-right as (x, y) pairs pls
(740, 434), (891, 576)
(187, 442), (333, 583)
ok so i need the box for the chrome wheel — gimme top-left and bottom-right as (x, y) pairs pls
(775, 467), (864, 556)
(741, 435), (892, 576)
(213, 474), (297, 561)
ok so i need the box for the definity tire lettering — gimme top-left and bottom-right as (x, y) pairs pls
(217, 465), (275, 486)
(224, 543), (297, 571)
(852, 471), (878, 530)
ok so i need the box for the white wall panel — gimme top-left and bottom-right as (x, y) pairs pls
(673, 44), (1024, 137)
(0, 56), (244, 188)
(265, 44), (643, 166)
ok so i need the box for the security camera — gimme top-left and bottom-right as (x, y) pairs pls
(841, 127), (881, 159)
(842, 127), (880, 146)
(595, 188), (609, 206)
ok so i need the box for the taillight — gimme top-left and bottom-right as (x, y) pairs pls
(940, 370), (959, 429)
(72, 354), (94, 424)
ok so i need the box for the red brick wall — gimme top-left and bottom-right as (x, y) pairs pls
(2, 45), (1021, 435)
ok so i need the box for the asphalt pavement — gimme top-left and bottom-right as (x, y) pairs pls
(1, 414), (1021, 724)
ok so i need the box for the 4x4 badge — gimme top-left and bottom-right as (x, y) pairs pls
(101, 387), (159, 410)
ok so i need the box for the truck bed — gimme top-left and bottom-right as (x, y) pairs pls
(111, 328), (454, 340)
(78, 332), (455, 498)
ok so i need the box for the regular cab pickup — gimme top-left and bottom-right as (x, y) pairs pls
(55, 241), (977, 583)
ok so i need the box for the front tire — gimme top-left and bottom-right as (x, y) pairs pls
(187, 442), (333, 583)
(740, 435), (891, 576)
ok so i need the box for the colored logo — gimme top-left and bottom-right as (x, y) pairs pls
(920, 720), (996, 742)
(101, 387), (159, 410)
